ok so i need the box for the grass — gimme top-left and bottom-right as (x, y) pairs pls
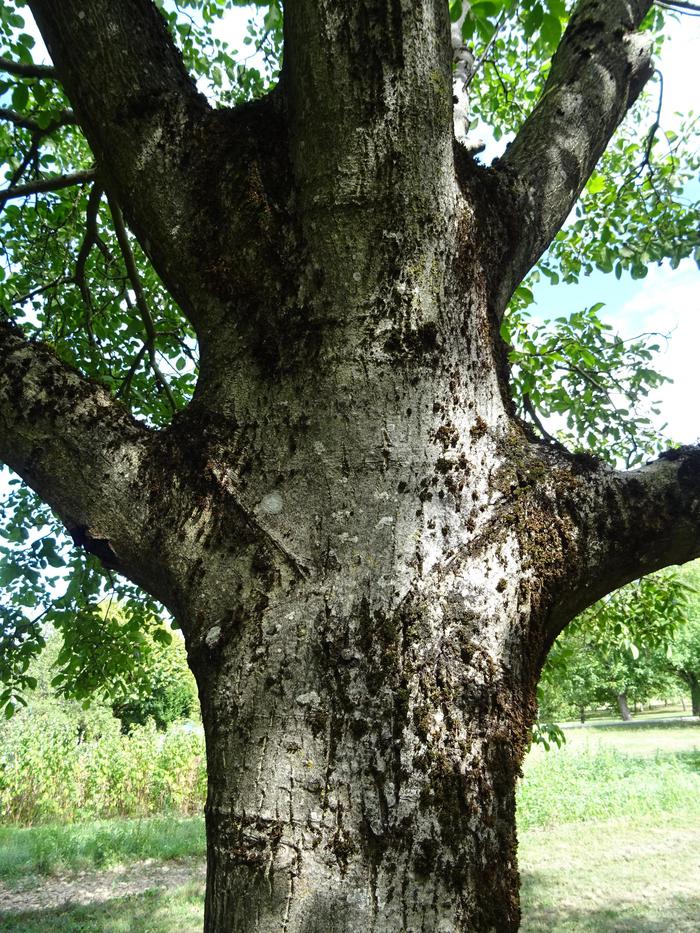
(0, 816), (205, 882)
(518, 720), (700, 931)
(517, 728), (700, 831)
(519, 813), (700, 931)
(562, 702), (690, 725)
(0, 721), (698, 931)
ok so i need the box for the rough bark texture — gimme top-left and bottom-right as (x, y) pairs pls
(1, 0), (699, 930)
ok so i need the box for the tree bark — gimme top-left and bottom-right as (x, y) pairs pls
(617, 692), (633, 721)
(190, 579), (532, 932)
(690, 677), (700, 717)
(3, 1), (700, 930)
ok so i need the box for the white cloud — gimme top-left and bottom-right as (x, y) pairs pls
(658, 15), (700, 129)
(615, 262), (700, 445)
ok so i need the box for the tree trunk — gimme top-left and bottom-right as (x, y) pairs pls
(189, 581), (534, 932)
(690, 677), (700, 718)
(6, 2), (700, 932)
(617, 692), (632, 722)
(175, 256), (544, 929)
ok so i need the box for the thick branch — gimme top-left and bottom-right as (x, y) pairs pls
(0, 55), (57, 80)
(27, 0), (292, 341)
(283, 0), (454, 216)
(491, 0), (655, 315)
(0, 322), (170, 604)
(548, 446), (700, 637)
(26, 0), (214, 328)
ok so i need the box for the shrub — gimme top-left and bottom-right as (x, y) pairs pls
(0, 702), (205, 825)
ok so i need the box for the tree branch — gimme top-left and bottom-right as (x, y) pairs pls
(27, 0), (212, 328)
(26, 0), (291, 341)
(0, 55), (57, 80)
(655, 0), (700, 13)
(547, 445), (700, 638)
(0, 107), (75, 134)
(489, 0), (655, 316)
(0, 169), (96, 206)
(0, 321), (168, 602)
(108, 194), (176, 413)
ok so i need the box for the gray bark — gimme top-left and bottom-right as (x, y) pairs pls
(617, 692), (633, 721)
(692, 680), (700, 718)
(1, 0), (698, 930)
(490, 0), (654, 315)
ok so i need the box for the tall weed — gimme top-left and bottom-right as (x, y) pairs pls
(0, 704), (205, 825)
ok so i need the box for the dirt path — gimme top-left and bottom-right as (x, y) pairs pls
(0, 857), (206, 915)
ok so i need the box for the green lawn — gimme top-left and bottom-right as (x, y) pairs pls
(520, 813), (700, 932)
(1, 721), (698, 931)
(517, 723), (700, 831)
(0, 817), (205, 882)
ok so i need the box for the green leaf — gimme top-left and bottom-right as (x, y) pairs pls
(153, 628), (173, 646)
(11, 83), (29, 111)
(540, 13), (562, 50)
(587, 175), (606, 195)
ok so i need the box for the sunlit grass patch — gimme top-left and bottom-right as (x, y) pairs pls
(520, 813), (700, 932)
(0, 816), (205, 881)
(518, 723), (700, 831)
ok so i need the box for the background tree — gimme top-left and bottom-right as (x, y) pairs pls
(1, 0), (700, 930)
(668, 560), (700, 714)
(540, 570), (689, 720)
(109, 630), (199, 732)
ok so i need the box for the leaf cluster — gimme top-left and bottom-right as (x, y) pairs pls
(540, 569), (694, 720)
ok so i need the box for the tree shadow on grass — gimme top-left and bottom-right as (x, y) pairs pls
(521, 870), (700, 932)
(674, 749), (700, 772)
(0, 882), (204, 933)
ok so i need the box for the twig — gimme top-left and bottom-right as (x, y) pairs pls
(108, 194), (176, 413)
(2, 110), (76, 190)
(11, 275), (71, 306)
(522, 392), (569, 451)
(75, 183), (105, 346)
(0, 107), (74, 134)
(0, 56), (58, 80)
(464, 10), (509, 91)
(655, 0), (700, 14)
(118, 343), (149, 405)
(75, 183), (104, 309)
(7, 134), (41, 189)
(0, 169), (96, 206)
